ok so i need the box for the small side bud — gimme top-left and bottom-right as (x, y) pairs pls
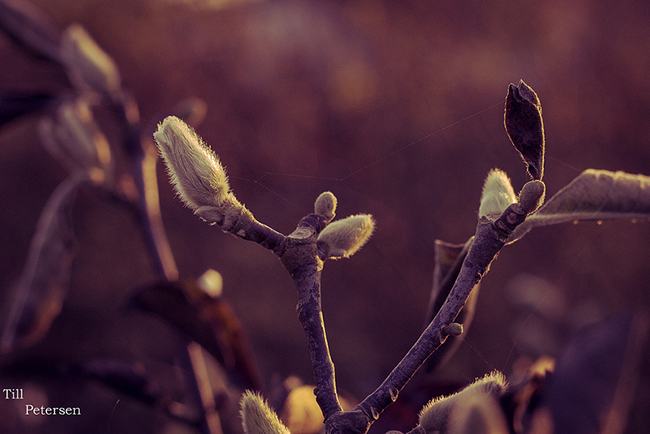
(154, 116), (232, 211)
(479, 169), (516, 218)
(314, 191), (337, 221)
(418, 371), (507, 433)
(240, 391), (291, 434)
(317, 214), (375, 259)
(505, 80), (545, 180)
(441, 323), (464, 338)
(197, 269), (223, 298)
(61, 24), (121, 97)
(518, 180), (546, 214)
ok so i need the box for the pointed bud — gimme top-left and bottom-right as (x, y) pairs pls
(418, 371), (507, 433)
(154, 116), (232, 210)
(240, 391), (291, 434)
(61, 24), (121, 97)
(317, 214), (375, 259)
(39, 100), (111, 182)
(479, 169), (516, 218)
(314, 191), (337, 221)
(505, 80), (545, 180)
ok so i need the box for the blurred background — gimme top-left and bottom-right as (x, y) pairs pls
(1, 0), (649, 432)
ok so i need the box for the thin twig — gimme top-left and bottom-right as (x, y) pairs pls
(112, 95), (217, 434)
(217, 204), (343, 420)
(326, 202), (537, 434)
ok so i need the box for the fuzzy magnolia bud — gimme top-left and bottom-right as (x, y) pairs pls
(240, 391), (291, 434)
(317, 214), (375, 259)
(314, 191), (337, 221)
(61, 24), (121, 97)
(418, 371), (507, 433)
(479, 169), (516, 218)
(518, 180), (546, 214)
(505, 80), (545, 180)
(154, 116), (232, 211)
(447, 393), (509, 434)
(39, 100), (111, 182)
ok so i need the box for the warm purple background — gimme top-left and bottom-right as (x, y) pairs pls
(1, 0), (649, 432)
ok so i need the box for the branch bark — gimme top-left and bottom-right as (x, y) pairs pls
(279, 214), (343, 421)
(326, 198), (542, 434)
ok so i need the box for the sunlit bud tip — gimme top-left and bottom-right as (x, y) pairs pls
(240, 391), (291, 434)
(314, 191), (337, 221)
(154, 116), (231, 210)
(479, 169), (516, 218)
(61, 24), (121, 97)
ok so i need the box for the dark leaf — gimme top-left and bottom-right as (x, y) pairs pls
(425, 237), (479, 372)
(543, 314), (648, 434)
(131, 280), (263, 391)
(505, 80), (545, 180)
(0, 174), (85, 353)
(0, 93), (59, 126)
(0, 0), (61, 63)
(500, 356), (555, 433)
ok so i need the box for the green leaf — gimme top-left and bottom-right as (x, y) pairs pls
(510, 169), (650, 243)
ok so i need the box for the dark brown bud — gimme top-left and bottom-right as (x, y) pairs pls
(505, 80), (545, 180)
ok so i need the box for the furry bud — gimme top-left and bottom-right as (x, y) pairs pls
(317, 214), (375, 259)
(448, 393), (509, 434)
(314, 191), (337, 221)
(479, 169), (516, 218)
(154, 116), (231, 211)
(240, 391), (291, 434)
(418, 371), (507, 433)
(61, 24), (121, 97)
(518, 180), (546, 214)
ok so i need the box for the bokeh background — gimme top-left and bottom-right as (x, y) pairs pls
(1, 0), (649, 432)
